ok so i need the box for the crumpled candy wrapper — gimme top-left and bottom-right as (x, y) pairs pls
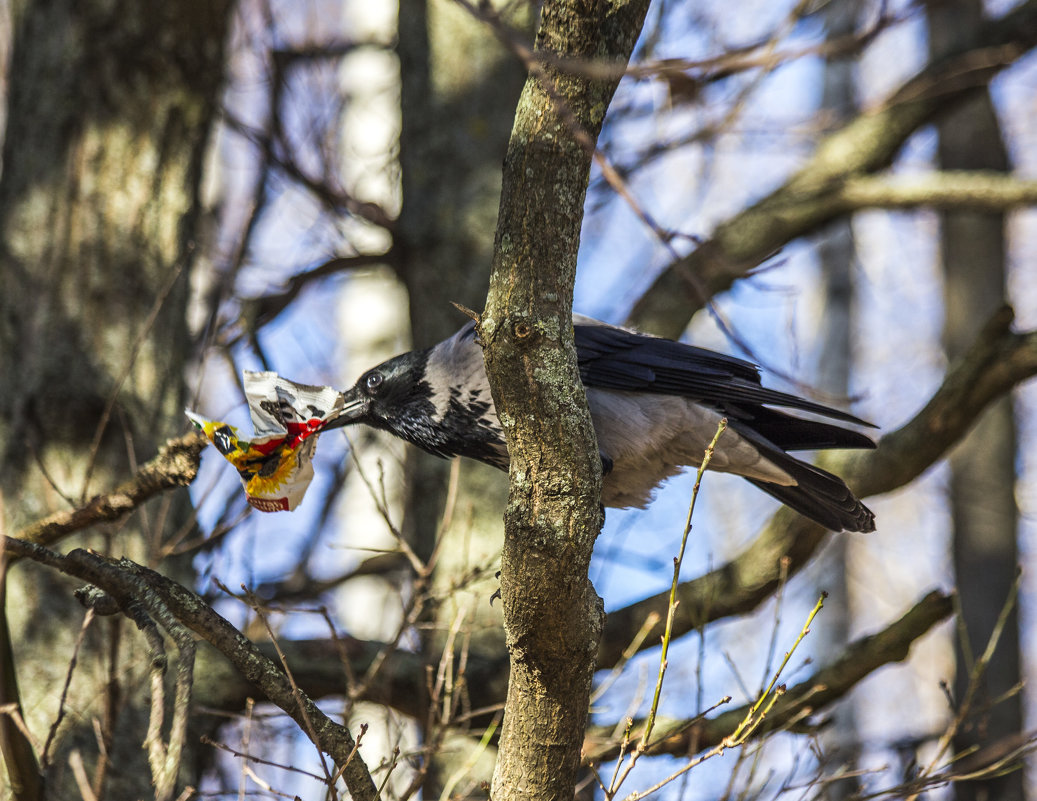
(187, 371), (344, 512)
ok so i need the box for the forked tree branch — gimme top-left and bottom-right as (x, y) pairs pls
(627, 0), (1037, 337)
(0, 538), (379, 801)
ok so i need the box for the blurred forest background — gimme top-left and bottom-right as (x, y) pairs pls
(2, 0), (1037, 798)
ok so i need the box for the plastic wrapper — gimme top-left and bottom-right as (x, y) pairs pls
(187, 371), (344, 512)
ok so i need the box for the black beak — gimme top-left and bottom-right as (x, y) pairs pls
(322, 386), (368, 430)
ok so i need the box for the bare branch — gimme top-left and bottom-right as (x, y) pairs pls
(270, 40), (392, 65)
(221, 112), (396, 232)
(40, 609), (95, 769)
(832, 171), (1037, 212)
(14, 433), (207, 551)
(239, 252), (397, 332)
(844, 308), (1037, 497)
(191, 632), (510, 727)
(246, 552), (411, 606)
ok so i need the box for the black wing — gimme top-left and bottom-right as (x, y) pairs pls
(574, 322), (876, 452)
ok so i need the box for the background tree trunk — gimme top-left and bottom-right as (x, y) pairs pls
(0, 1), (231, 797)
(926, 3), (1023, 800)
(396, 0), (528, 792)
(816, 1), (862, 796)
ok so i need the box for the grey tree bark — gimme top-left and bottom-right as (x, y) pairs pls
(0, 1), (232, 798)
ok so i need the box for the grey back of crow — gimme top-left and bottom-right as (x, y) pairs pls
(327, 316), (876, 532)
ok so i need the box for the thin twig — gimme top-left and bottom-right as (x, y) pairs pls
(905, 572), (1022, 800)
(41, 608), (95, 767)
(640, 419), (729, 749)
(200, 734), (328, 783)
(617, 596), (823, 801)
(68, 749), (100, 801)
(610, 419), (727, 795)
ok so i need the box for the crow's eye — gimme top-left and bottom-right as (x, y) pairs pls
(364, 371), (384, 394)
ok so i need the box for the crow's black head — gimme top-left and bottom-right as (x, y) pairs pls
(329, 349), (437, 439)
(326, 335), (508, 468)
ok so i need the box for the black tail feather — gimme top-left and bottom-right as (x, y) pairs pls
(725, 416), (875, 532)
(747, 462), (875, 533)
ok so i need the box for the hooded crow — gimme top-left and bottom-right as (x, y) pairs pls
(325, 316), (876, 532)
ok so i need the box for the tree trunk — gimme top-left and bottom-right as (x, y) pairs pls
(815, 1), (861, 797)
(395, 0), (529, 793)
(926, 3), (1023, 800)
(482, 0), (650, 795)
(0, 1), (231, 797)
